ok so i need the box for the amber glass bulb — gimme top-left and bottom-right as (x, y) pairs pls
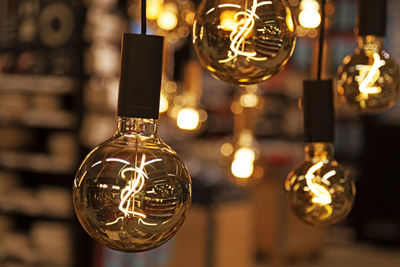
(284, 143), (355, 227)
(73, 117), (191, 252)
(337, 35), (400, 113)
(192, 0), (296, 85)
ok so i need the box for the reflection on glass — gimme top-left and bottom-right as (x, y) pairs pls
(337, 35), (400, 113)
(284, 143), (355, 226)
(193, 0), (296, 85)
(73, 118), (191, 252)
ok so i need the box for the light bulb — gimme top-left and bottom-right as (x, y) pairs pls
(224, 129), (264, 186)
(337, 35), (399, 112)
(284, 143), (355, 226)
(73, 118), (191, 251)
(73, 34), (191, 252)
(231, 147), (256, 178)
(298, 0), (321, 29)
(157, 4), (179, 31)
(193, 0), (296, 85)
(173, 61), (207, 132)
(176, 107), (200, 130)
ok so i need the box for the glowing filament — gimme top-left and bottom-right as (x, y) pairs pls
(106, 155), (155, 226)
(358, 52), (385, 94)
(218, 1), (272, 63)
(305, 162), (332, 205)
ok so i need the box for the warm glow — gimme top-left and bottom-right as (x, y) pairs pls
(106, 155), (148, 225)
(305, 162), (332, 205)
(218, 0), (272, 63)
(220, 142), (234, 157)
(298, 0), (321, 29)
(239, 92), (259, 107)
(146, 0), (164, 20)
(357, 52), (385, 94)
(231, 147), (256, 179)
(159, 92), (169, 113)
(286, 7), (294, 32)
(157, 11), (178, 31)
(299, 9), (321, 29)
(300, 0), (319, 10)
(177, 107), (200, 130)
(220, 10), (237, 31)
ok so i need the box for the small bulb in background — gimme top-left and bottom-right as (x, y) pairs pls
(157, 3), (178, 31)
(193, 0), (296, 85)
(177, 107), (200, 130)
(337, 35), (399, 112)
(222, 129), (264, 186)
(172, 61), (207, 132)
(337, 0), (399, 113)
(284, 143), (355, 226)
(298, 0), (321, 29)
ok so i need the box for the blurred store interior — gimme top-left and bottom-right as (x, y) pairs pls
(0, 0), (400, 266)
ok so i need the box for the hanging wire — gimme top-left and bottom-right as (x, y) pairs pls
(141, 0), (147, 35)
(317, 0), (326, 80)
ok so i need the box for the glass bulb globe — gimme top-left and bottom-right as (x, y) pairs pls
(73, 117), (191, 252)
(284, 143), (355, 227)
(192, 0), (296, 85)
(337, 35), (400, 113)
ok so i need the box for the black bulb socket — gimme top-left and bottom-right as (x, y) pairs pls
(358, 0), (387, 37)
(303, 80), (335, 143)
(117, 33), (164, 119)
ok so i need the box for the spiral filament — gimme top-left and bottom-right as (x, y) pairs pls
(305, 162), (332, 205)
(303, 162), (334, 219)
(356, 52), (385, 95)
(218, 0), (272, 63)
(106, 155), (163, 225)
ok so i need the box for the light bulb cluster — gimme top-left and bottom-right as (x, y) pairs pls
(193, 0), (296, 85)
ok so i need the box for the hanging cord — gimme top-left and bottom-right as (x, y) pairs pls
(141, 0), (147, 34)
(317, 0), (326, 80)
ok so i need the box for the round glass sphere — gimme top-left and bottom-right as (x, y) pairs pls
(284, 158), (355, 227)
(73, 118), (191, 252)
(337, 35), (400, 113)
(193, 0), (296, 85)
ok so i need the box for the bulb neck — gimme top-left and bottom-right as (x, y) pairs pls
(117, 117), (158, 138)
(305, 143), (334, 162)
(358, 35), (383, 54)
